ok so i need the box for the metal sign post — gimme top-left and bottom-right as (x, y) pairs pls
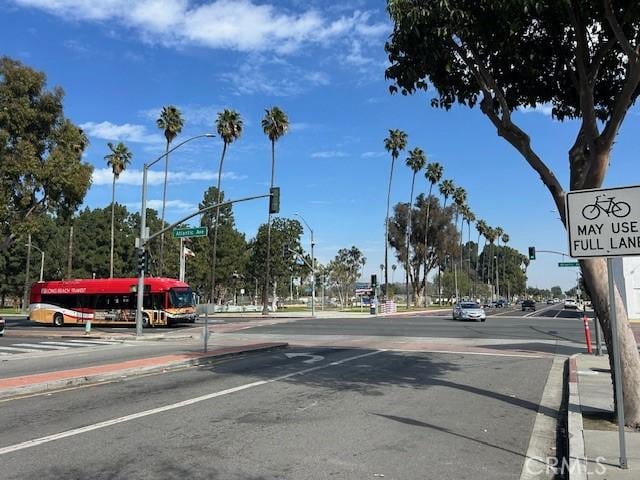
(566, 186), (637, 470)
(607, 257), (628, 469)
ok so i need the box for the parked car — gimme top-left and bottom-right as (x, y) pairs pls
(522, 299), (536, 311)
(452, 302), (486, 322)
(564, 298), (578, 310)
(495, 299), (508, 308)
(0, 316), (4, 336)
(546, 298), (554, 304)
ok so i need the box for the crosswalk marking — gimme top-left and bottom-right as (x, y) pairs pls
(65, 339), (119, 345)
(39, 341), (103, 347)
(12, 343), (70, 350)
(0, 346), (42, 353)
(0, 339), (123, 356)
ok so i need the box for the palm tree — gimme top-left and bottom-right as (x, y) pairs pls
(463, 207), (476, 297)
(391, 264), (397, 284)
(422, 163), (443, 305)
(383, 129), (408, 300)
(405, 147), (426, 307)
(501, 232), (510, 300)
(494, 226), (504, 297)
(211, 109), (243, 303)
(453, 187), (467, 276)
(485, 227), (497, 299)
(156, 105), (184, 276)
(475, 219), (488, 287)
(104, 142), (132, 278)
(439, 179), (455, 209)
(261, 106), (289, 314)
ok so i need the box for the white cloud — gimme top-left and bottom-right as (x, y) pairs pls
(361, 151), (385, 158)
(123, 199), (198, 213)
(92, 167), (246, 186)
(520, 104), (554, 116)
(13, 0), (387, 54)
(311, 151), (347, 159)
(80, 121), (164, 144)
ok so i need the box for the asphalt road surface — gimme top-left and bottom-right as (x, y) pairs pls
(0, 346), (553, 480)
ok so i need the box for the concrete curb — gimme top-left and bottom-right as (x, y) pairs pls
(0, 342), (288, 401)
(519, 356), (565, 480)
(568, 354), (588, 480)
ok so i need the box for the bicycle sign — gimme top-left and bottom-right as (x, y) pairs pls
(566, 185), (640, 258)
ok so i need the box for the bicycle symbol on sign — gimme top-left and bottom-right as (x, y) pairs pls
(581, 194), (631, 220)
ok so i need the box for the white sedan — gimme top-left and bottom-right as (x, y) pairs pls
(563, 299), (578, 310)
(452, 302), (487, 322)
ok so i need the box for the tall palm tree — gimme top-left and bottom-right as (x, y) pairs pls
(156, 105), (184, 276)
(104, 142), (132, 278)
(464, 207), (476, 297)
(391, 264), (397, 284)
(501, 232), (510, 300)
(494, 226), (504, 297)
(422, 163), (443, 306)
(453, 187), (467, 276)
(210, 109), (243, 303)
(405, 147), (426, 308)
(476, 219), (487, 285)
(439, 179), (455, 209)
(383, 129), (408, 300)
(261, 106), (289, 314)
(485, 227), (497, 299)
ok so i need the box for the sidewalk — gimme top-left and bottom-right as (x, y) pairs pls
(0, 341), (288, 400)
(569, 354), (640, 479)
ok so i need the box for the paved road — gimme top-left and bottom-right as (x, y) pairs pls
(0, 346), (553, 480)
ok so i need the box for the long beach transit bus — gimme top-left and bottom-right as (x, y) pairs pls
(29, 278), (197, 328)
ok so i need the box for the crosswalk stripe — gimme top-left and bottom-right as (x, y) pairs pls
(0, 346), (42, 353)
(39, 341), (97, 347)
(65, 339), (117, 345)
(12, 343), (70, 350)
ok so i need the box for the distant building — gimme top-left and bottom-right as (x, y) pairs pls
(613, 257), (640, 322)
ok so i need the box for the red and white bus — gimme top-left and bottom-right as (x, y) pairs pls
(29, 278), (197, 328)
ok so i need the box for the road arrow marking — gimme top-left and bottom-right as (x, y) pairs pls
(285, 352), (324, 364)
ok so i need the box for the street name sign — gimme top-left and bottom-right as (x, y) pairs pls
(558, 262), (580, 267)
(566, 185), (640, 258)
(173, 227), (208, 238)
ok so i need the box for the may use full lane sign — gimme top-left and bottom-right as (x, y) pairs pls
(567, 185), (640, 258)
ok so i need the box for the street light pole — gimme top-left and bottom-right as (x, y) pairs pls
(294, 213), (315, 317)
(29, 243), (45, 282)
(135, 134), (215, 337)
(494, 256), (500, 300)
(22, 233), (32, 313)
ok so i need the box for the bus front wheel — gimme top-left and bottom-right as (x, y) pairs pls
(142, 314), (151, 328)
(53, 313), (64, 327)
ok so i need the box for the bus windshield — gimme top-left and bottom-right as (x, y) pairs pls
(169, 287), (194, 308)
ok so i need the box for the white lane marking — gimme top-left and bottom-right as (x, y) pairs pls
(12, 344), (70, 350)
(65, 340), (118, 345)
(39, 341), (100, 347)
(285, 353), (324, 364)
(390, 348), (544, 358)
(0, 346), (42, 353)
(0, 349), (384, 456)
(523, 303), (557, 318)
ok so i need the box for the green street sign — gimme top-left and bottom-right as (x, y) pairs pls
(173, 227), (208, 238)
(558, 261), (580, 267)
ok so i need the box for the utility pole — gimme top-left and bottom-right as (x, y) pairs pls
(67, 226), (73, 279)
(22, 233), (32, 313)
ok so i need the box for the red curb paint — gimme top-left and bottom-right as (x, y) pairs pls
(569, 357), (578, 383)
(0, 343), (283, 390)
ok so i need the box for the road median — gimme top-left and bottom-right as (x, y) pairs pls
(0, 342), (288, 401)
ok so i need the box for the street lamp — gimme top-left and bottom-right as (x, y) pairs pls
(135, 133), (215, 336)
(28, 243), (45, 282)
(293, 212), (315, 317)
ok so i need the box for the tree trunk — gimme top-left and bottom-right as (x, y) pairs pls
(581, 258), (640, 428)
(211, 142), (227, 303)
(384, 157), (396, 298)
(110, 176), (115, 278)
(159, 140), (170, 276)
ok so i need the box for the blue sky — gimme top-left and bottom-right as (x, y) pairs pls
(3, 0), (640, 291)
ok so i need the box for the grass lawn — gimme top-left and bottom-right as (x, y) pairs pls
(0, 308), (21, 314)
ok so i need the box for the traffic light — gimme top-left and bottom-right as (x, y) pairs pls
(136, 248), (145, 274)
(136, 248), (149, 274)
(528, 246), (536, 260)
(269, 186), (280, 214)
(371, 274), (377, 288)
